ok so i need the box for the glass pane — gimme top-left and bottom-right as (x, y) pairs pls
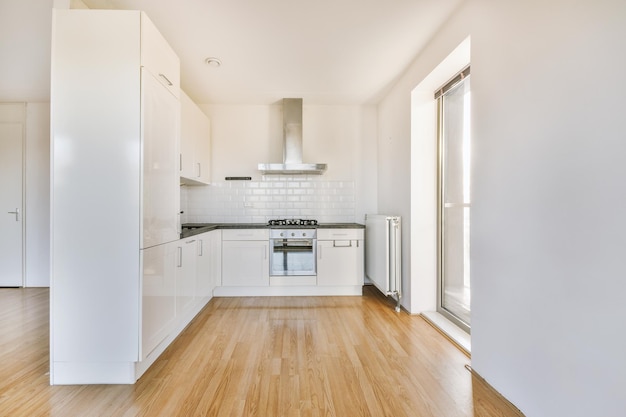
(440, 76), (471, 329)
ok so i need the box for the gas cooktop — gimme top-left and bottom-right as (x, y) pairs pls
(267, 218), (318, 227)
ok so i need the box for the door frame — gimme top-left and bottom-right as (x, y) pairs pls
(435, 70), (471, 334)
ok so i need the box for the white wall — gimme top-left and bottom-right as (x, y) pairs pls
(470, 1), (626, 416)
(1, 1), (53, 287)
(376, 1), (474, 312)
(0, 0), (52, 101)
(377, 0), (626, 415)
(25, 103), (51, 287)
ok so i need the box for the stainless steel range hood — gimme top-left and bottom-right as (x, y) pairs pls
(258, 98), (327, 175)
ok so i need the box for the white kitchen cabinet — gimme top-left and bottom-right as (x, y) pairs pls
(176, 238), (198, 317)
(195, 229), (222, 299)
(138, 232), (218, 377)
(51, 10), (180, 384)
(317, 229), (364, 287)
(195, 233), (212, 299)
(222, 229), (270, 287)
(141, 241), (177, 360)
(180, 90), (211, 185)
(210, 230), (223, 290)
(142, 66), (180, 248)
(141, 16), (180, 99)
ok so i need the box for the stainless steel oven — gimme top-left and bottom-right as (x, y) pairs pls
(269, 228), (317, 276)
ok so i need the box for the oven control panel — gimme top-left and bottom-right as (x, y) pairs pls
(269, 229), (316, 239)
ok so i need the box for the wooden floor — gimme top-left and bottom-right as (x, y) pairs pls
(0, 286), (523, 417)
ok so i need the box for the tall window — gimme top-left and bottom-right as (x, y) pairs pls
(436, 67), (471, 333)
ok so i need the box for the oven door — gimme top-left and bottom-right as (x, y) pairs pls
(270, 237), (317, 276)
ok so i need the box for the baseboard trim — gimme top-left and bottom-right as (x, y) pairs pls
(464, 364), (527, 417)
(420, 311), (471, 357)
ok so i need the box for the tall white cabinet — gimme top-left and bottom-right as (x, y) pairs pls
(51, 10), (180, 384)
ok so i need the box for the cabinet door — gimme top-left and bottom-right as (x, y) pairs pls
(197, 117), (211, 183)
(196, 233), (212, 299)
(180, 90), (211, 184)
(209, 230), (222, 289)
(222, 241), (269, 286)
(142, 68), (180, 248)
(140, 12), (179, 98)
(176, 239), (197, 316)
(142, 242), (177, 360)
(317, 240), (364, 286)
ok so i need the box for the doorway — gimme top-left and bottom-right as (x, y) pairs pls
(436, 68), (471, 332)
(0, 103), (25, 287)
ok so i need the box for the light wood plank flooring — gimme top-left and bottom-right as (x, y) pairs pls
(0, 287), (523, 417)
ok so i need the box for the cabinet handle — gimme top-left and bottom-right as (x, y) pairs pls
(7, 208), (19, 222)
(333, 240), (353, 248)
(159, 73), (173, 86)
(177, 246), (183, 268)
(198, 239), (204, 256)
(179, 153), (182, 171)
(197, 162), (201, 178)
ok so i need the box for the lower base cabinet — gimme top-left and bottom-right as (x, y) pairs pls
(142, 241), (177, 360)
(317, 229), (364, 286)
(217, 228), (364, 296)
(140, 230), (220, 371)
(176, 238), (198, 317)
(221, 229), (269, 287)
(195, 230), (221, 298)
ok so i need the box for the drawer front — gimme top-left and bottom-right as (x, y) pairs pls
(317, 228), (364, 240)
(222, 228), (269, 241)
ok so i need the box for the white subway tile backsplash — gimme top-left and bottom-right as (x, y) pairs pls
(184, 178), (356, 224)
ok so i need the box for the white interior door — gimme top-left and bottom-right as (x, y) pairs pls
(0, 122), (24, 287)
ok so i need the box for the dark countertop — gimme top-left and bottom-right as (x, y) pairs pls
(180, 222), (365, 239)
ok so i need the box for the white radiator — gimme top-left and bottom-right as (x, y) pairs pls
(365, 214), (402, 312)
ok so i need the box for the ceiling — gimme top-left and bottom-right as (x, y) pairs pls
(81, 0), (462, 105)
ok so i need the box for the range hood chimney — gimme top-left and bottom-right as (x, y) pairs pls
(258, 98), (327, 175)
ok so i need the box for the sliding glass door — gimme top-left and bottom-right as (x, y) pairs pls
(437, 68), (471, 333)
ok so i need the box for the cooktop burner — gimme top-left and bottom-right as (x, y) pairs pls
(268, 218), (318, 227)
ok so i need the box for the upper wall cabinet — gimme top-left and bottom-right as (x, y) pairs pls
(141, 16), (180, 98)
(180, 90), (211, 185)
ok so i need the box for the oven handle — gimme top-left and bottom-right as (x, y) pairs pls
(272, 245), (314, 252)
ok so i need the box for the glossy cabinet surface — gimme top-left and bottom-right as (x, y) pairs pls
(222, 229), (270, 287)
(176, 238), (198, 317)
(141, 242), (177, 360)
(142, 68), (180, 248)
(50, 9), (180, 384)
(216, 227), (363, 295)
(180, 90), (211, 185)
(317, 229), (364, 286)
(140, 14), (180, 98)
(195, 234), (212, 299)
(196, 230), (221, 297)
